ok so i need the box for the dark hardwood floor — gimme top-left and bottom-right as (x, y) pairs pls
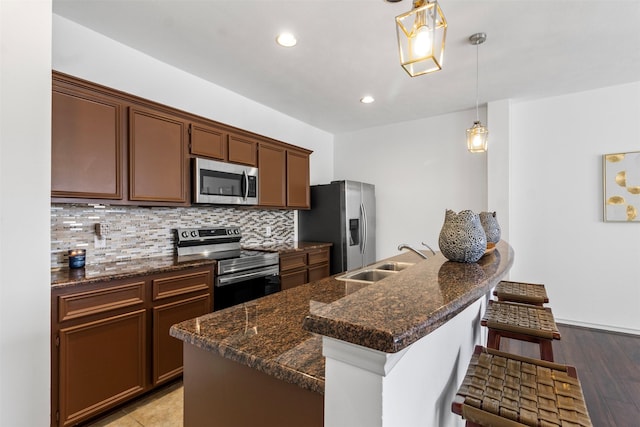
(500, 324), (640, 427)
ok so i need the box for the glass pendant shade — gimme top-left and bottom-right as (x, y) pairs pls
(466, 121), (489, 153)
(395, 0), (447, 77)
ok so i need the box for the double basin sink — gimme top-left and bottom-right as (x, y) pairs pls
(336, 261), (415, 284)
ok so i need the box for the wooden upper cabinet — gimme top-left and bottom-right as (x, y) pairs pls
(258, 142), (286, 207)
(228, 133), (257, 167)
(129, 107), (188, 204)
(51, 87), (123, 199)
(189, 123), (227, 160)
(287, 149), (310, 209)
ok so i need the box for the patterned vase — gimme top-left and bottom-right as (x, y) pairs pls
(438, 209), (487, 263)
(479, 211), (501, 244)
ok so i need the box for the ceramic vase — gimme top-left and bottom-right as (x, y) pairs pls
(479, 211), (501, 244)
(438, 209), (487, 263)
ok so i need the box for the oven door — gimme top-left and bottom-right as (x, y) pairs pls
(214, 265), (280, 311)
(194, 158), (258, 205)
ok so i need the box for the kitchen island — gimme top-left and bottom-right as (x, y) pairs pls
(170, 241), (514, 427)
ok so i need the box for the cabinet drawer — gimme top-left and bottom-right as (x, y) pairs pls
(58, 281), (145, 323)
(280, 252), (308, 272)
(152, 270), (211, 301)
(281, 270), (308, 291)
(308, 263), (330, 283)
(307, 248), (330, 266)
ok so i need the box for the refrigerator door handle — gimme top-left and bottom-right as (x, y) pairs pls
(360, 202), (367, 255)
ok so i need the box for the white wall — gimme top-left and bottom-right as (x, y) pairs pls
(52, 14), (334, 186)
(0, 1), (52, 425)
(334, 109), (488, 260)
(509, 82), (640, 333)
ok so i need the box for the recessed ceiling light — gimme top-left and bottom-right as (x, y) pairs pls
(360, 96), (375, 104)
(276, 32), (297, 47)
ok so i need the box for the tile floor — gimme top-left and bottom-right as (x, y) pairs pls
(86, 380), (183, 427)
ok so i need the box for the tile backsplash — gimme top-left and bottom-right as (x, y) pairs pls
(51, 204), (294, 268)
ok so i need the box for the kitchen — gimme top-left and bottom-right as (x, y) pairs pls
(2, 1), (640, 427)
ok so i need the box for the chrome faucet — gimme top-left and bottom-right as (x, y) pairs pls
(397, 243), (434, 259)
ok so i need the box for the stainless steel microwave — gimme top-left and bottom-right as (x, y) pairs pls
(193, 158), (258, 205)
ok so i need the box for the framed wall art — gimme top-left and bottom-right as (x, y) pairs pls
(603, 151), (640, 222)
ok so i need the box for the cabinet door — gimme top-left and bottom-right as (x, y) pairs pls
(228, 134), (257, 166)
(287, 150), (310, 209)
(190, 123), (227, 160)
(52, 88), (123, 199)
(258, 142), (286, 207)
(153, 294), (211, 386)
(58, 310), (146, 427)
(129, 107), (187, 203)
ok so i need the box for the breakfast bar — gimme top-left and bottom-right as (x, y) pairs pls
(170, 241), (514, 427)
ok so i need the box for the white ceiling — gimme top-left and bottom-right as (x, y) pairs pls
(53, 0), (640, 134)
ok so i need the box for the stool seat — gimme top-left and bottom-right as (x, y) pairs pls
(482, 300), (561, 361)
(452, 346), (593, 427)
(494, 281), (549, 306)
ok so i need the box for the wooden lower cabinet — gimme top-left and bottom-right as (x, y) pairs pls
(51, 265), (213, 426)
(152, 294), (210, 385)
(279, 246), (331, 291)
(58, 310), (146, 427)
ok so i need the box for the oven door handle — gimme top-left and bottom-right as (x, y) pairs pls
(216, 266), (279, 287)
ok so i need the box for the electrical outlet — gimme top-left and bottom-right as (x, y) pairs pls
(94, 235), (107, 249)
(265, 226), (272, 237)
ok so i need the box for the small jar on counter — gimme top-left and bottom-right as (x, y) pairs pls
(68, 249), (86, 269)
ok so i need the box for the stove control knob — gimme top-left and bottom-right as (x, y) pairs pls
(181, 231), (189, 238)
(234, 229), (240, 234)
(191, 230), (198, 238)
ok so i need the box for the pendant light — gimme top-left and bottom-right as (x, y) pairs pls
(394, 0), (447, 77)
(467, 32), (488, 153)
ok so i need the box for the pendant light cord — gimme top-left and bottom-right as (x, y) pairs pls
(475, 42), (479, 122)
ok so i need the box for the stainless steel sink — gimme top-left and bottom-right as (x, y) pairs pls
(336, 269), (397, 283)
(375, 262), (414, 272)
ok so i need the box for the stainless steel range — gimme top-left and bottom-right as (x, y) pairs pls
(175, 227), (280, 310)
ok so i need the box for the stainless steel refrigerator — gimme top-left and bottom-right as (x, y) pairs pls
(299, 180), (375, 275)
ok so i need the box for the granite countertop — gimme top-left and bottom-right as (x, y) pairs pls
(303, 240), (514, 353)
(51, 256), (216, 289)
(170, 241), (514, 394)
(243, 241), (332, 254)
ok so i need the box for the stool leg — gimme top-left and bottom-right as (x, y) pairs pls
(486, 329), (501, 351)
(539, 339), (554, 362)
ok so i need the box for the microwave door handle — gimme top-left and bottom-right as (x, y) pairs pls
(242, 171), (249, 201)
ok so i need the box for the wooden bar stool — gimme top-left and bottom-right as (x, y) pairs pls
(494, 280), (549, 306)
(482, 300), (560, 362)
(452, 345), (593, 427)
